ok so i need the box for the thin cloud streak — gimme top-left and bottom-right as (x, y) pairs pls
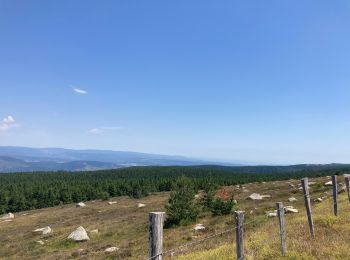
(88, 126), (122, 134)
(72, 87), (88, 94)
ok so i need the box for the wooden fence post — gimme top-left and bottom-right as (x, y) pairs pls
(332, 175), (338, 216)
(276, 202), (286, 256)
(149, 212), (165, 260)
(301, 178), (315, 238)
(345, 175), (350, 202)
(235, 211), (244, 260)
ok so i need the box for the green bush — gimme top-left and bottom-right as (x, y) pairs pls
(200, 178), (218, 210)
(210, 197), (236, 216)
(165, 176), (199, 227)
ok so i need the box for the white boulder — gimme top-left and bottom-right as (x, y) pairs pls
(248, 193), (271, 200)
(36, 240), (45, 245)
(34, 226), (52, 235)
(338, 183), (346, 194)
(76, 202), (86, 208)
(108, 201), (117, 205)
(68, 226), (90, 241)
(266, 211), (277, 217)
(325, 181), (333, 186)
(138, 203), (146, 208)
(0, 213), (14, 220)
(288, 197), (297, 202)
(90, 229), (99, 234)
(194, 224), (205, 231)
(314, 198), (323, 202)
(284, 206), (298, 214)
(105, 247), (119, 253)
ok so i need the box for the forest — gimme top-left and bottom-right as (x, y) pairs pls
(0, 165), (349, 214)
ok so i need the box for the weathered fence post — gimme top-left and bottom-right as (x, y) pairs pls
(149, 212), (165, 260)
(276, 202), (286, 256)
(332, 175), (338, 216)
(345, 175), (350, 202)
(235, 211), (244, 260)
(301, 178), (315, 238)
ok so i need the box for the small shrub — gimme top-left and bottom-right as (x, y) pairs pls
(315, 215), (339, 228)
(99, 191), (110, 201)
(210, 197), (236, 216)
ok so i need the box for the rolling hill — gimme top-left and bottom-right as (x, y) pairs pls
(0, 146), (239, 172)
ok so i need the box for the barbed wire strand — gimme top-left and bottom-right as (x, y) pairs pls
(145, 218), (259, 260)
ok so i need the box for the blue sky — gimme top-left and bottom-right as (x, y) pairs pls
(1, 1), (350, 164)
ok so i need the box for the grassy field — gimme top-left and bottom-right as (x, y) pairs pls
(0, 175), (346, 259)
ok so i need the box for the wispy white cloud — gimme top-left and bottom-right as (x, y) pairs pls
(88, 126), (122, 134)
(72, 87), (88, 94)
(0, 116), (20, 132)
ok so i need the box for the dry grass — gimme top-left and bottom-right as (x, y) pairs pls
(179, 178), (350, 259)
(0, 176), (342, 259)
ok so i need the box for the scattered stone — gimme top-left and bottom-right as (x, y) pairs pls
(33, 226), (52, 235)
(0, 213), (14, 220)
(325, 181), (333, 186)
(71, 249), (84, 258)
(266, 211), (277, 217)
(241, 186), (250, 192)
(308, 182), (316, 186)
(105, 247), (119, 253)
(289, 184), (295, 188)
(232, 199), (238, 204)
(314, 198), (323, 202)
(248, 193), (271, 200)
(194, 194), (200, 199)
(36, 240), (45, 245)
(138, 203), (146, 208)
(284, 206), (298, 214)
(90, 229), (99, 234)
(194, 224), (205, 231)
(288, 197), (297, 202)
(68, 226), (90, 241)
(108, 201), (117, 205)
(338, 183), (346, 194)
(76, 202), (86, 208)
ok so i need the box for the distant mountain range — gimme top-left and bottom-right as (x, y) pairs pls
(1, 146), (348, 173)
(0, 146), (240, 172)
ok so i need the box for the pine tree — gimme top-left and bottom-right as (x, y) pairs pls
(165, 176), (199, 227)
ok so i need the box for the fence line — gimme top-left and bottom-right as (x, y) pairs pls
(146, 174), (347, 259)
(146, 218), (260, 260)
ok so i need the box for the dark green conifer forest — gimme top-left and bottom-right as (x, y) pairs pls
(0, 165), (348, 214)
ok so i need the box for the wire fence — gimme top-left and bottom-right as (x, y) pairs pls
(145, 175), (349, 260)
(146, 218), (260, 260)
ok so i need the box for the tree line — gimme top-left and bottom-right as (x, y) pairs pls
(0, 165), (349, 214)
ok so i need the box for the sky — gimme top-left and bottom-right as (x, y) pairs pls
(1, 1), (350, 165)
